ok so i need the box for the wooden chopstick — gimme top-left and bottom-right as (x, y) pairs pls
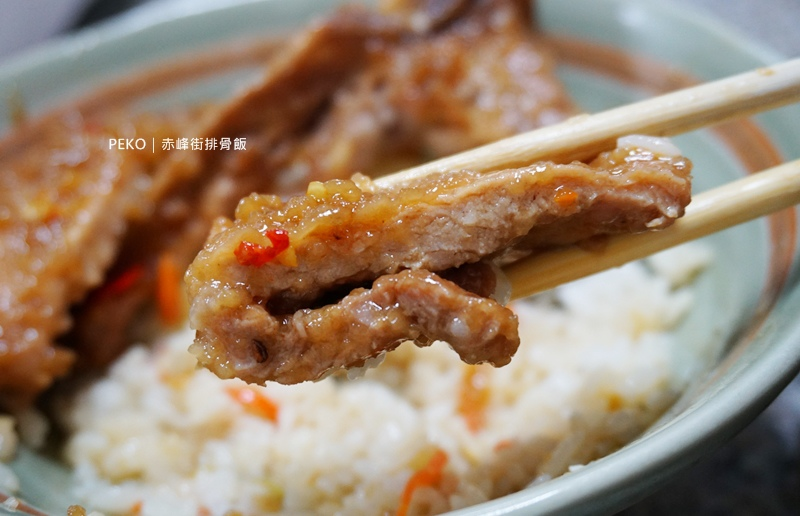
(504, 158), (800, 299)
(372, 58), (800, 298)
(375, 58), (800, 188)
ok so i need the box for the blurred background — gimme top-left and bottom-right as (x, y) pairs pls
(0, 0), (798, 514)
(0, 0), (799, 60)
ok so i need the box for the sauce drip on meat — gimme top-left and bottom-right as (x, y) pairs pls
(1, 0), (575, 408)
(186, 145), (692, 384)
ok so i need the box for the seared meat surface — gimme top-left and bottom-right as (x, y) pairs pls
(70, 0), (575, 376)
(0, 112), (180, 409)
(0, 0), (573, 408)
(186, 145), (692, 384)
(191, 268), (519, 385)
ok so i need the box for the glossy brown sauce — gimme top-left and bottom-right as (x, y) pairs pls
(1, 22), (793, 385)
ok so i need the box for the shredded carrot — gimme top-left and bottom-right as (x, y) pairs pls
(494, 439), (514, 453)
(226, 386), (279, 423)
(93, 263), (146, 302)
(553, 188), (579, 208)
(457, 365), (490, 433)
(396, 449), (448, 516)
(234, 228), (290, 267)
(129, 500), (143, 516)
(156, 253), (184, 326)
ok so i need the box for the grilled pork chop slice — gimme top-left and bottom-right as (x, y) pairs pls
(186, 143), (692, 384)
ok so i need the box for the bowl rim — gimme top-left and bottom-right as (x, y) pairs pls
(2, 1), (799, 515)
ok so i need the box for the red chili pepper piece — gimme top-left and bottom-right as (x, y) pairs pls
(93, 263), (146, 302)
(266, 228), (290, 252)
(234, 228), (291, 267)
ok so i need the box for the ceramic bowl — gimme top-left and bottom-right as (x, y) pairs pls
(1, 0), (798, 514)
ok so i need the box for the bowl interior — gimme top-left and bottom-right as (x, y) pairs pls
(2, 0), (799, 514)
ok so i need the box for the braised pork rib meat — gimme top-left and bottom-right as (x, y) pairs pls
(0, 0), (574, 408)
(186, 145), (692, 384)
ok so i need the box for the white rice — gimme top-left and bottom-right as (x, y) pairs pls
(58, 244), (711, 516)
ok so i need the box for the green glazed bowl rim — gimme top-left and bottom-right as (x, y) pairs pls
(1, 1), (799, 515)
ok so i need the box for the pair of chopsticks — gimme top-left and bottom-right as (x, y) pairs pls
(376, 58), (800, 299)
